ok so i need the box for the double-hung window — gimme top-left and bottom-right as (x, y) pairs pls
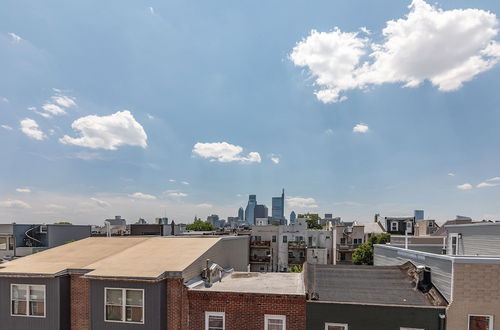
(265, 314), (286, 330)
(468, 315), (493, 330)
(11, 284), (46, 317)
(325, 323), (348, 330)
(0, 237), (7, 250)
(205, 311), (225, 330)
(105, 288), (144, 324)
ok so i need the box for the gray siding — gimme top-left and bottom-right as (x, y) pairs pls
(307, 301), (445, 330)
(0, 277), (68, 330)
(183, 236), (249, 281)
(374, 245), (453, 302)
(447, 224), (500, 255)
(47, 225), (91, 248)
(90, 280), (166, 330)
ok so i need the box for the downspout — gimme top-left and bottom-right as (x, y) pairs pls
(439, 313), (446, 330)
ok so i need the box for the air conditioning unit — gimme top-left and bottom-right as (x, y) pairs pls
(40, 225), (47, 234)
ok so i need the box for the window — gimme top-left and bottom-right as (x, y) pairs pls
(468, 315), (493, 330)
(283, 235), (287, 243)
(265, 314), (286, 330)
(9, 237), (14, 250)
(340, 238), (346, 245)
(391, 221), (399, 231)
(325, 323), (348, 330)
(450, 233), (460, 255)
(406, 221), (413, 233)
(0, 237), (6, 250)
(308, 237), (313, 246)
(105, 288), (143, 324)
(353, 238), (363, 245)
(272, 235), (276, 243)
(11, 284), (45, 317)
(205, 311), (225, 330)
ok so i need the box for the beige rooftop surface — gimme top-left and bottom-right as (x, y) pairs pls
(189, 272), (305, 295)
(0, 236), (222, 279)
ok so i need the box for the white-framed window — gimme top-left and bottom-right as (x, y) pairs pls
(450, 233), (460, 255)
(205, 311), (225, 330)
(104, 288), (144, 324)
(0, 237), (7, 250)
(325, 323), (348, 330)
(11, 284), (46, 317)
(391, 221), (399, 231)
(468, 314), (493, 330)
(406, 221), (413, 233)
(265, 314), (286, 330)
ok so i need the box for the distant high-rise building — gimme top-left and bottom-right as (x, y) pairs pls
(238, 207), (244, 220)
(324, 214), (333, 219)
(254, 204), (269, 219)
(155, 217), (168, 225)
(414, 210), (424, 221)
(207, 214), (220, 228)
(272, 189), (285, 220)
(245, 195), (257, 225)
(290, 211), (297, 224)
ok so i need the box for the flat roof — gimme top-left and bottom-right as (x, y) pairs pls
(0, 236), (223, 279)
(188, 272), (305, 295)
(306, 264), (437, 306)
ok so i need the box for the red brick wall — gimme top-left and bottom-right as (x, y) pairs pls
(187, 290), (306, 330)
(70, 275), (90, 330)
(167, 278), (189, 330)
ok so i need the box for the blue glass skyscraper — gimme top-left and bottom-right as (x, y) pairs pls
(272, 189), (285, 220)
(245, 195), (257, 225)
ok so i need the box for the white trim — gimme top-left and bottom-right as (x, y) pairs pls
(265, 314), (286, 330)
(325, 323), (348, 330)
(104, 287), (144, 324)
(205, 311), (225, 330)
(467, 314), (494, 330)
(10, 283), (46, 318)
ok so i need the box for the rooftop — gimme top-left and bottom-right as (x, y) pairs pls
(188, 272), (305, 295)
(306, 264), (443, 306)
(0, 236), (224, 279)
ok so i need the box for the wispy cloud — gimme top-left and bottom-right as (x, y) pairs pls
(8, 32), (22, 43)
(457, 183), (473, 190)
(129, 192), (157, 200)
(196, 203), (213, 208)
(90, 197), (111, 207)
(448, 173), (456, 177)
(166, 190), (188, 197)
(16, 188), (31, 193)
(324, 128), (334, 135)
(0, 199), (31, 209)
(1, 125), (13, 130)
(180, 181), (190, 185)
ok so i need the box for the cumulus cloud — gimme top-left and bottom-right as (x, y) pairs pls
(192, 142), (261, 163)
(41, 103), (66, 116)
(290, 0), (500, 103)
(353, 123), (369, 133)
(20, 118), (46, 140)
(60, 110), (148, 150)
(1, 125), (13, 130)
(457, 183), (473, 190)
(16, 188), (31, 193)
(129, 192), (157, 200)
(8, 32), (22, 43)
(52, 95), (76, 108)
(286, 197), (318, 209)
(90, 197), (111, 207)
(0, 199), (31, 209)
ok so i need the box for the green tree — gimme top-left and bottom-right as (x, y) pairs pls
(53, 222), (72, 225)
(353, 233), (391, 265)
(298, 213), (323, 230)
(288, 265), (303, 273)
(186, 220), (215, 231)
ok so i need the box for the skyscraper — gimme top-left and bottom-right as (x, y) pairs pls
(414, 210), (424, 221)
(290, 211), (296, 224)
(272, 189), (285, 220)
(245, 195), (257, 225)
(254, 204), (269, 219)
(238, 207), (244, 220)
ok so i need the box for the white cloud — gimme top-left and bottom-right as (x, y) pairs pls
(353, 123), (369, 133)
(270, 156), (280, 164)
(477, 182), (500, 188)
(448, 172), (456, 177)
(147, 113), (154, 120)
(166, 190), (188, 198)
(149, 7), (155, 15)
(359, 27), (371, 35)
(290, 0), (500, 103)
(0, 199), (31, 209)
(169, 179), (176, 183)
(16, 188), (31, 193)
(90, 197), (111, 207)
(286, 197), (318, 209)
(52, 95), (76, 108)
(196, 203), (213, 208)
(192, 142), (261, 163)
(1, 125), (13, 130)
(46, 204), (66, 210)
(457, 183), (473, 190)
(0, 97), (8, 102)
(41, 103), (66, 116)
(180, 181), (190, 185)
(60, 110), (148, 150)
(324, 129), (334, 135)
(487, 177), (500, 181)
(8, 32), (22, 43)
(129, 192), (157, 200)
(20, 118), (46, 140)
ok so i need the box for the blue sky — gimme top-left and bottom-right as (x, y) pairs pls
(1, 0), (500, 224)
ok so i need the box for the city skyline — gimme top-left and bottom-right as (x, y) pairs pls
(2, 0), (500, 224)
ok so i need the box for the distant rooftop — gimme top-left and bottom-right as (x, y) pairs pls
(0, 236), (229, 279)
(188, 272), (304, 295)
(306, 264), (445, 306)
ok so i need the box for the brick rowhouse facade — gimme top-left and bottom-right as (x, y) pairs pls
(187, 290), (306, 330)
(167, 278), (190, 330)
(70, 274), (90, 330)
